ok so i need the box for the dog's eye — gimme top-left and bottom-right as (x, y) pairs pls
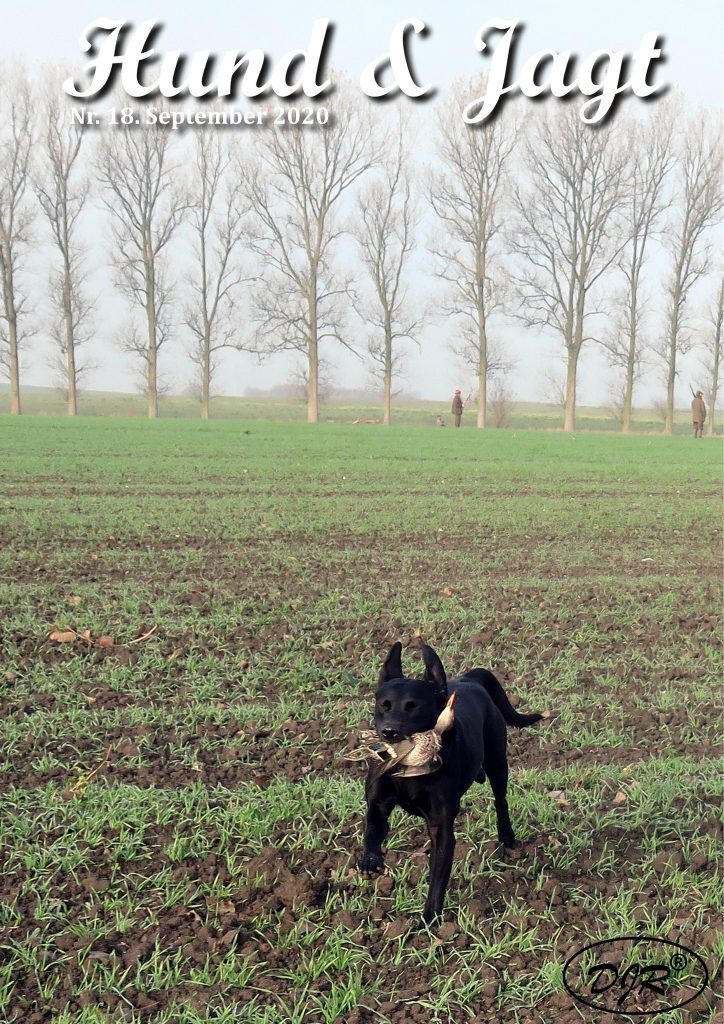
(404, 701), (417, 712)
(381, 700), (391, 712)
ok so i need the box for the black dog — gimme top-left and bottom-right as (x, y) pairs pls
(358, 640), (543, 925)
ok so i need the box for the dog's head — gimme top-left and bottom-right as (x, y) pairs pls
(373, 640), (448, 742)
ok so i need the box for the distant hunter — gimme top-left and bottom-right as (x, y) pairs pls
(691, 390), (706, 438)
(451, 389), (464, 428)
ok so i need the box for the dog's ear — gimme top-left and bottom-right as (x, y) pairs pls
(379, 641), (404, 683)
(418, 643), (448, 699)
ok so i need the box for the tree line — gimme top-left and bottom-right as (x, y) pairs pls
(1, 65), (722, 432)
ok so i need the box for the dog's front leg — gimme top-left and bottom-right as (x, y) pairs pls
(359, 784), (396, 875)
(422, 807), (459, 925)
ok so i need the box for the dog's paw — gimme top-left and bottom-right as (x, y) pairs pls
(499, 832), (517, 849)
(358, 851), (385, 875)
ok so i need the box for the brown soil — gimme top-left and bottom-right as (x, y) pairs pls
(2, 541), (721, 1024)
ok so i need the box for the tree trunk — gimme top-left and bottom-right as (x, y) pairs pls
(307, 342), (318, 423)
(64, 271), (77, 416)
(307, 283), (319, 423)
(383, 321), (392, 425)
(664, 315), (678, 436)
(564, 347), (578, 432)
(664, 278), (683, 436)
(147, 318), (158, 419)
(8, 317), (20, 415)
(707, 286), (722, 437)
(201, 331), (210, 420)
(477, 321), (487, 429)
(4, 257), (21, 415)
(564, 295), (585, 433)
(708, 345), (720, 438)
(147, 362), (158, 418)
(712, 364), (720, 436)
(622, 293), (637, 434)
(146, 258), (158, 420)
(622, 366), (633, 434)
(66, 332), (77, 416)
(476, 271), (487, 429)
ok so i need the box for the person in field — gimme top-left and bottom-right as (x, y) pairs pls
(691, 390), (706, 438)
(451, 389), (464, 428)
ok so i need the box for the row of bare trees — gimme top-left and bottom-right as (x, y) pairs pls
(0, 65), (721, 430)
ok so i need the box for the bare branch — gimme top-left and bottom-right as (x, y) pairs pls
(656, 107), (724, 433)
(429, 76), (517, 427)
(239, 80), (381, 422)
(0, 62), (35, 414)
(184, 125), (254, 419)
(352, 110), (421, 424)
(599, 101), (676, 432)
(34, 68), (94, 415)
(699, 270), (724, 434)
(96, 99), (186, 417)
(510, 106), (630, 430)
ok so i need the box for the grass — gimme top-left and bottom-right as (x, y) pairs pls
(0, 416), (721, 1023)
(0, 384), (712, 433)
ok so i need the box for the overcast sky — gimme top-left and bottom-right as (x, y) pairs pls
(5, 1), (723, 406)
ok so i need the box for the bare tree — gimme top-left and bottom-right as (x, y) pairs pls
(185, 129), (251, 420)
(35, 76), (93, 416)
(600, 107), (675, 432)
(241, 84), (380, 423)
(97, 107), (185, 418)
(429, 78), (516, 428)
(511, 108), (630, 431)
(0, 66), (35, 415)
(603, 301), (646, 423)
(489, 379), (515, 428)
(354, 116), (421, 425)
(701, 272), (723, 436)
(607, 373), (629, 429)
(656, 111), (723, 434)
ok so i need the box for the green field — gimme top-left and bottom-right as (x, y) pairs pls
(0, 384), (710, 434)
(1, 418), (722, 1023)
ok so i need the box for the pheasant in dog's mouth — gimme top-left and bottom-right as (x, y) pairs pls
(343, 692), (457, 778)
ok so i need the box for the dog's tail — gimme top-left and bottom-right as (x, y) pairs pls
(474, 670), (544, 727)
